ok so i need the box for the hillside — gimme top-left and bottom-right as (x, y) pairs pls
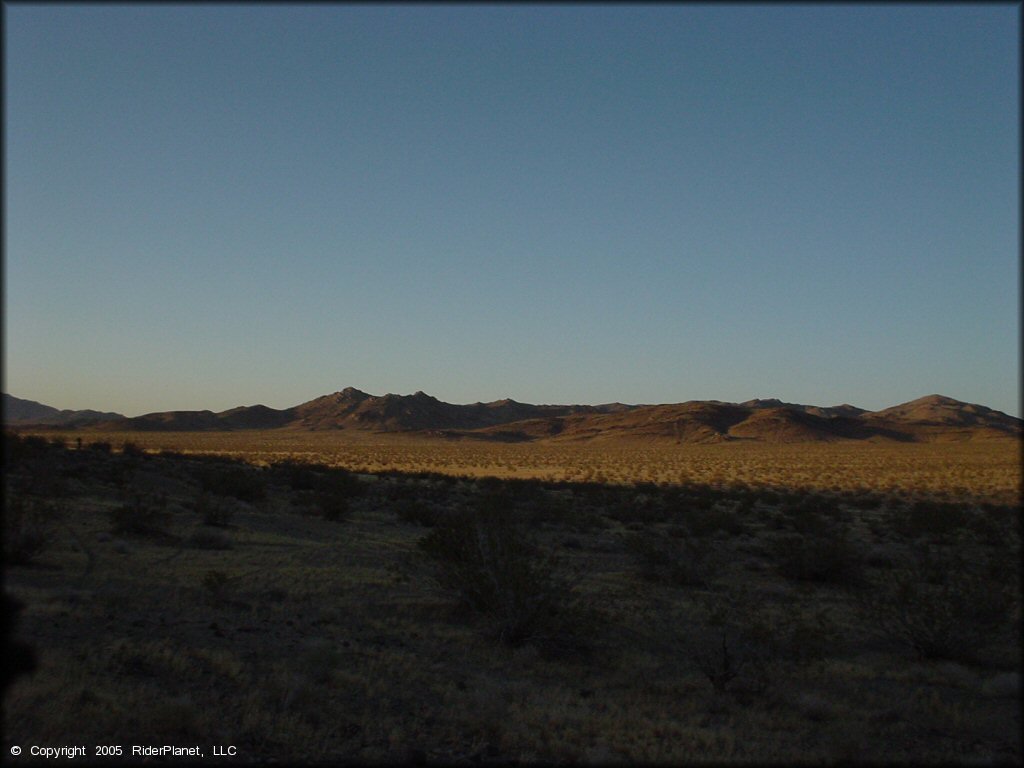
(2, 393), (123, 426)
(287, 389), (630, 433)
(861, 395), (1023, 442)
(6, 390), (1020, 444)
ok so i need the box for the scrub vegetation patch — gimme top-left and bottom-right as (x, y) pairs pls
(4, 431), (1020, 763)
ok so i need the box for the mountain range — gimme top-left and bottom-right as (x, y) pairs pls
(4, 390), (1020, 444)
(2, 394), (124, 428)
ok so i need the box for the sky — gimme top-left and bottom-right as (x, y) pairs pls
(4, 4), (1020, 417)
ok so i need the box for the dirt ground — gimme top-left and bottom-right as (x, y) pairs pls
(4, 433), (1020, 764)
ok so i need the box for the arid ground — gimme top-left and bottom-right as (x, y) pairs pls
(4, 431), (1020, 764)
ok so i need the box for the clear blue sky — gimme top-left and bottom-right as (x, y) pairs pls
(4, 5), (1020, 417)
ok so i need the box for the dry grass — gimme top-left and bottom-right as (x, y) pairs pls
(31, 430), (1022, 505)
(4, 431), (1020, 763)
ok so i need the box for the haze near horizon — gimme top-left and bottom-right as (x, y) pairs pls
(5, 5), (1020, 417)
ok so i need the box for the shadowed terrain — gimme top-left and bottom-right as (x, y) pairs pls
(3, 431), (1020, 763)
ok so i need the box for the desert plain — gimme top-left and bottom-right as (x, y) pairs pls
(3, 408), (1021, 764)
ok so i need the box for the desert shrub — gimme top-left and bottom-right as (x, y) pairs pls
(186, 528), (232, 550)
(682, 593), (779, 695)
(523, 490), (569, 525)
(605, 495), (668, 526)
(492, 478), (546, 510)
(471, 479), (522, 513)
(2, 593), (37, 694)
(394, 498), (440, 527)
(96, 455), (133, 489)
(295, 638), (342, 684)
(735, 496), (755, 516)
(199, 464), (267, 503)
(298, 470), (360, 522)
(680, 503), (745, 538)
(856, 546), (1014, 662)
(418, 496), (575, 645)
(635, 491), (670, 521)
(270, 460), (321, 491)
(315, 490), (349, 522)
(765, 605), (839, 665)
(627, 532), (711, 586)
(201, 570), (230, 605)
(5, 495), (56, 565)
(384, 478), (426, 505)
(774, 527), (864, 586)
(121, 442), (146, 459)
(691, 625), (766, 694)
(691, 494), (717, 511)
(4, 432), (46, 467)
(680, 592), (835, 697)
(21, 458), (72, 498)
(967, 505), (1017, 547)
(526, 490), (606, 532)
(560, 505), (608, 533)
(194, 492), (234, 527)
(891, 500), (971, 541)
(845, 492), (883, 510)
(314, 469), (362, 499)
(779, 498), (838, 536)
(109, 491), (171, 538)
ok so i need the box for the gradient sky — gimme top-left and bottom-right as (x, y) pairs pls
(4, 5), (1020, 417)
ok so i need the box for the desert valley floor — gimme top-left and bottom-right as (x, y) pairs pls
(4, 431), (1021, 764)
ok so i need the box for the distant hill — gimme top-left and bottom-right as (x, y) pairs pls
(463, 401), (904, 444)
(3, 394), (123, 427)
(740, 398), (868, 419)
(287, 388), (629, 432)
(8, 389), (1020, 444)
(94, 404), (296, 432)
(860, 394), (1022, 442)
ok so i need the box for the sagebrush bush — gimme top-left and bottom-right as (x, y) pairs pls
(300, 470), (361, 522)
(201, 570), (230, 605)
(690, 624), (770, 694)
(23, 459), (73, 498)
(315, 490), (349, 522)
(186, 528), (232, 550)
(525, 490), (606, 533)
(394, 498), (440, 527)
(683, 593), (778, 696)
(194, 492), (233, 527)
(627, 532), (710, 586)
(891, 500), (971, 541)
(856, 546), (1014, 662)
(774, 526), (864, 585)
(270, 459), (321, 491)
(110, 491), (171, 537)
(121, 442), (147, 459)
(604, 489), (669, 525)
(314, 469), (363, 499)
(967, 506), (1016, 547)
(681, 591), (836, 697)
(199, 464), (267, 503)
(4, 433), (47, 467)
(780, 498), (837, 536)
(418, 497), (575, 645)
(680, 503), (745, 538)
(5, 495), (56, 565)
